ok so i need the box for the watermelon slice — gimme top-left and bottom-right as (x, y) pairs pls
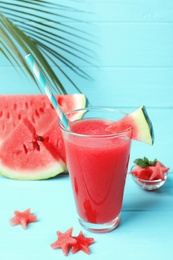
(106, 105), (154, 145)
(0, 94), (86, 180)
(0, 94), (86, 143)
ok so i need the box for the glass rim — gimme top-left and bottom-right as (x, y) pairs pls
(58, 106), (132, 138)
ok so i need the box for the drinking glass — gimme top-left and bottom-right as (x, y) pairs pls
(59, 107), (132, 232)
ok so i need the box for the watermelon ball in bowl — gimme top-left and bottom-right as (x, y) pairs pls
(130, 157), (169, 191)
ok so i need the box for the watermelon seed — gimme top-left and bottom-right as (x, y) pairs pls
(35, 143), (40, 151)
(23, 144), (28, 154)
(31, 141), (40, 151)
(34, 134), (44, 142)
(37, 135), (44, 142)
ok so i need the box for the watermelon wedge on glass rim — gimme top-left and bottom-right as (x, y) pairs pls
(106, 105), (154, 145)
(0, 94), (86, 180)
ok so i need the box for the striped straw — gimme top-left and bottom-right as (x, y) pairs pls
(25, 54), (69, 129)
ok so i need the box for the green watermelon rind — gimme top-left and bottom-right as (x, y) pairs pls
(141, 106), (154, 145)
(131, 105), (154, 145)
(0, 161), (67, 180)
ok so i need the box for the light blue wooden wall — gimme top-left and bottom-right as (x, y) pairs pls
(1, 0), (173, 169)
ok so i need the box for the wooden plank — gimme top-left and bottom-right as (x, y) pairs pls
(94, 22), (173, 67)
(79, 0), (173, 22)
(77, 67), (173, 107)
(40, 0), (173, 22)
(1, 67), (173, 107)
(2, 22), (173, 68)
(27, 22), (173, 67)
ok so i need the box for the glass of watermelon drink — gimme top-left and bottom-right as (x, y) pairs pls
(59, 107), (132, 233)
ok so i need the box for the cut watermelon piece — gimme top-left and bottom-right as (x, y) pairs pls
(50, 228), (95, 256)
(131, 160), (169, 181)
(71, 231), (94, 254)
(0, 94), (86, 180)
(50, 228), (77, 256)
(106, 105), (154, 145)
(10, 208), (37, 229)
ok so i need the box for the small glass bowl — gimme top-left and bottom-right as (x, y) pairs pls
(130, 166), (168, 191)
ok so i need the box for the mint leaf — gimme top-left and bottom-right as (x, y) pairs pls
(134, 158), (147, 168)
(134, 157), (157, 168)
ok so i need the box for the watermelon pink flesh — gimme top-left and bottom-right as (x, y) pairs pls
(105, 106), (154, 145)
(131, 161), (169, 181)
(0, 118), (61, 170)
(0, 94), (85, 142)
(0, 94), (86, 180)
(106, 115), (135, 136)
(10, 208), (37, 229)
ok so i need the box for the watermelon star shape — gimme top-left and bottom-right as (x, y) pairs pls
(10, 208), (37, 229)
(50, 227), (77, 256)
(149, 161), (170, 181)
(71, 231), (95, 254)
(131, 157), (169, 181)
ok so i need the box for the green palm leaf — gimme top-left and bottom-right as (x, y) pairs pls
(1, 0), (95, 94)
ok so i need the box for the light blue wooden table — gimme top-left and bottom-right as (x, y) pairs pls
(0, 0), (173, 259)
(0, 170), (172, 260)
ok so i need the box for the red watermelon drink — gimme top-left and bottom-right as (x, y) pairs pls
(59, 107), (132, 232)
